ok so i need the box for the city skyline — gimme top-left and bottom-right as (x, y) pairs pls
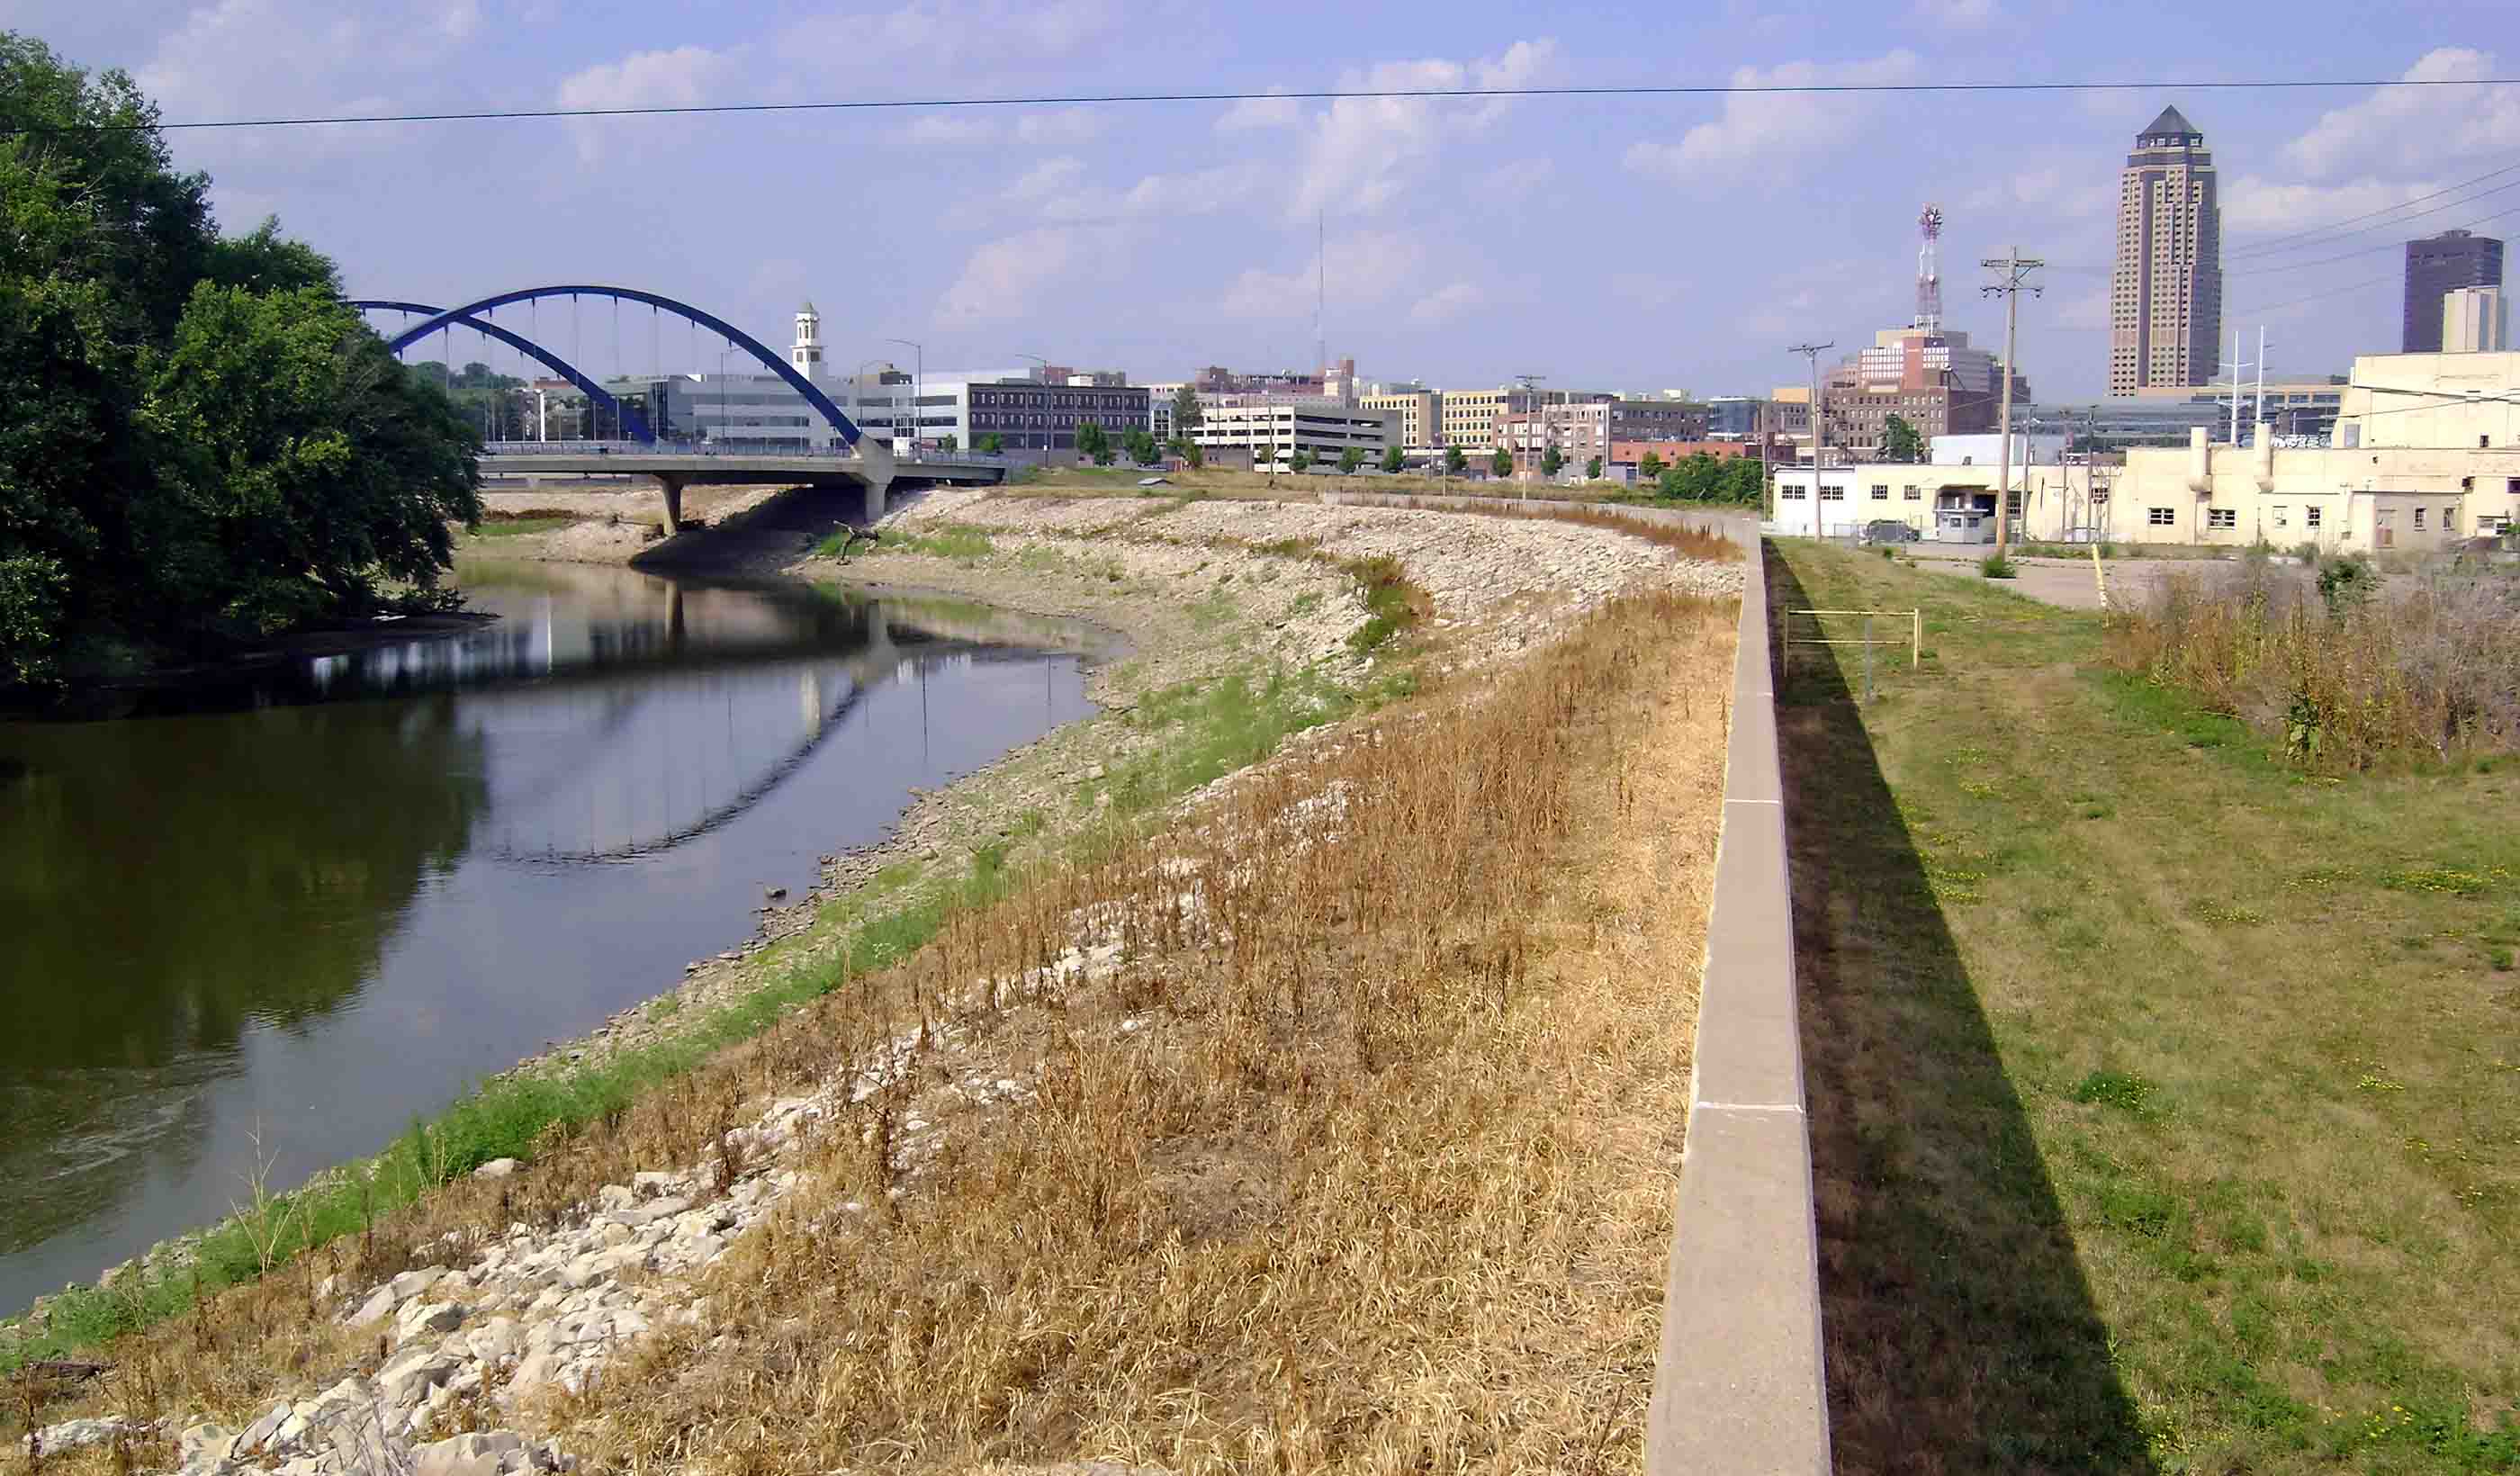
(15, 0), (2520, 400)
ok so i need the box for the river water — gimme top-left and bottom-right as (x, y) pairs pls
(0, 562), (1097, 1318)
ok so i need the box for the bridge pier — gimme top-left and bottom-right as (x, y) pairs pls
(655, 473), (688, 535)
(862, 471), (891, 526)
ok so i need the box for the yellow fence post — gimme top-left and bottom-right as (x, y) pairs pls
(1911, 608), (1921, 669)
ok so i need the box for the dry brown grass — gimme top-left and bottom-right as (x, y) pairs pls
(1428, 501), (1742, 565)
(8, 587), (1733, 1475)
(2106, 561), (2520, 768)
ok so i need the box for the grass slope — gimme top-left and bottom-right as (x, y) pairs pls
(1771, 542), (2519, 1473)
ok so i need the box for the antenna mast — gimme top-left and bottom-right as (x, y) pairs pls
(1916, 203), (1944, 332)
(1316, 209), (1326, 382)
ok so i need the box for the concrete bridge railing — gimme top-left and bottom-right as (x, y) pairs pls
(1320, 490), (1828, 1472)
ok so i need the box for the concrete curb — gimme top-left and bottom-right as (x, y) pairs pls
(1326, 493), (1832, 1472)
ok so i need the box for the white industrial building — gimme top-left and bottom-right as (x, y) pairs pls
(1187, 396), (1399, 467)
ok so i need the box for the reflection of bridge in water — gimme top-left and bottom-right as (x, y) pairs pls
(476, 628), (1060, 868)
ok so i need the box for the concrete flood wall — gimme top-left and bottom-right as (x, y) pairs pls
(1321, 492), (1830, 1472)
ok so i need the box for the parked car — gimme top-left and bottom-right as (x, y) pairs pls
(1862, 519), (1922, 544)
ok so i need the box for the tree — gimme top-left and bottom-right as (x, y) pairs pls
(1381, 446), (1406, 475)
(1880, 413), (1924, 464)
(1181, 440), (1204, 469)
(1075, 420), (1112, 464)
(0, 34), (478, 687)
(1541, 446), (1565, 478)
(1444, 447), (1469, 476)
(977, 432), (1004, 454)
(1338, 446), (1365, 475)
(1289, 447), (1314, 473)
(937, 433), (958, 452)
(1490, 448), (1514, 478)
(1586, 455), (1603, 480)
(1639, 451), (1666, 482)
(1720, 455), (1767, 506)
(1170, 383), (1202, 435)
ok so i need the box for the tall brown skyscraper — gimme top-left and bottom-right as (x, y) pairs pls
(2401, 229), (2504, 353)
(2109, 105), (2223, 394)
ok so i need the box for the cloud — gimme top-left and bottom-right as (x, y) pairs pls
(1009, 156), (1087, 202)
(1479, 157), (1555, 200)
(1624, 50), (1922, 185)
(554, 45), (742, 161)
(2221, 176), (2436, 237)
(2285, 49), (2520, 177)
(1219, 89), (1302, 131)
(937, 225), (1120, 325)
(902, 105), (1103, 148)
(1408, 281), (1483, 326)
(1960, 162), (2110, 220)
(1219, 230), (1425, 320)
(784, 0), (1121, 74)
(904, 112), (1001, 144)
(1283, 39), (1561, 220)
(1911, 0), (1999, 27)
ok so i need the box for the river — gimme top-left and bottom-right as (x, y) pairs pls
(0, 562), (1098, 1318)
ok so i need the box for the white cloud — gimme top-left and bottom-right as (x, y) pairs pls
(902, 105), (1103, 148)
(1408, 281), (1483, 326)
(1220, 230), (1425, 320)
(937, 225), (1119, 325)
(2221, 176), (2436, 238)
(1479, 157), (1555, 200)
(437, 0), (479, 40)
(2286, 49), (2520, 178)
(785, 0), (1121, 73)
(1283, 39), (1561, 220)
(1009, 156), (1087, 202)
(554, 45), (742, 161)
(1219, 89), (1302, 131)
(904, 112), (1001, 145)
(1015, 108), (1107, 144)
(1960, 162), (2110, 220)
(1624, 50), (1922, 185)
(1912, 0), (1999, 26)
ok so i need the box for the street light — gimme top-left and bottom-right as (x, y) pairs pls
(885, 337), (922, 460)
(857, 357), (890, 448)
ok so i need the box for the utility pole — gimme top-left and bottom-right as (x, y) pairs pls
(1787, 342), (1833, 535)
(1980, 246), (2044, 554)
(1515, 373), (1547, 486)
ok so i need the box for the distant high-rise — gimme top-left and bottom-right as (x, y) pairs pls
(2401, 230), (2503, 353)
(2109, 105), (2223, 395)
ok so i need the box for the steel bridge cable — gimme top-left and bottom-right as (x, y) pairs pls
(11, 74), (2518, 135)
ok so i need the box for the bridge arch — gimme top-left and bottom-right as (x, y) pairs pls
(352, 301), (654, 443)
(382, 286), (865, 447)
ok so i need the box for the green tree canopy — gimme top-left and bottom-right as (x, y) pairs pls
(1541, 446), (1565, 477)
(1585, 455), (1602, 480)
(1490, 447), (1514, 478)
(1123, 427), (1159, 465)
(1880, 414), (1925, 464)
(977, 432), (1004, 454)
(1075, 420), (1112, 464)
(1170, 383), (1202, 433)
(1381, 446), (1405, 475)
(1289, 447), (1314, 473)
(1338, 446), (1364, 474)
(0, 33), (480, 688)
(1638, 452), (1666, 481)
(1444, 447), (1468, 476)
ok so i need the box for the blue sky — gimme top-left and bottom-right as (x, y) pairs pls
(18, 0), (2520, 400)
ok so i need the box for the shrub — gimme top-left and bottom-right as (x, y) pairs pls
(2106, 562), (2520, 769)
(1981, 554), (2018, 579)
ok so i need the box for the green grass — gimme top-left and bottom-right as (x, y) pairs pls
(466, 516), (575, 538)
(816, 525), (995, 562)
(1771, 541), (2520, 1473)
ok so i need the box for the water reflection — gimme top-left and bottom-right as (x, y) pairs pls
(0, 565), (1098, 1314)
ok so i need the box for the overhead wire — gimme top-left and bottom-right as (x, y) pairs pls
(2227, 156), (2520, 259)
(4, 73), (2517, 136)
(2225, 175), (2520, 268)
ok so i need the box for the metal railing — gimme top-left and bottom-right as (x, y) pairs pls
(480, 440), (1012, 464)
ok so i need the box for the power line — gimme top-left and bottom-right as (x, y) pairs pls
(6, 73), (2519, 136)
(2228, 156), (2520, 259)
(2227, 200), (2520, 274)
(2228, 270), (2400, 320)
(2225, 174), (2520, 266)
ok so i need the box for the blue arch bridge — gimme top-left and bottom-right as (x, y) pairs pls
(356, 285), (1007, 531)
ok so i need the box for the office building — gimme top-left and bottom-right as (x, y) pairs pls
(1361, 391), (1440, 450)
(2402, 230), (2502, 353)
(1187, 396), (1398, 467)
(2444, 285), (2510, 354)
(2110, 105), (2223, 393)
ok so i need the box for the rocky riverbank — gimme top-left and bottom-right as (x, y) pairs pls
(14, 486), (1739, 1475)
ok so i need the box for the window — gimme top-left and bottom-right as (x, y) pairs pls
(1904, 484), (1921, 500)
(1780, 484), (1807, 500)
(1871, 483), (1889, 500)
(2272, 506), (2289, 527)
(2414, 508), (2426, 530)
(2207, 508), (2236, 529)
(2444, 508), (2458, 533)
(1820, 484), (1846, 501)
(2305, 506), (2321, 529)
(2148, 507), (2176, 526)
